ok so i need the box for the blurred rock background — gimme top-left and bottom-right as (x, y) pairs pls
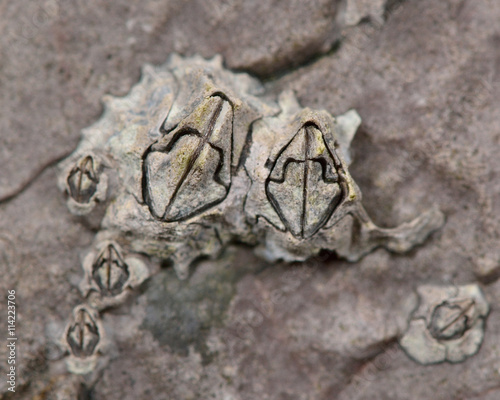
(0, 0), (499, 398)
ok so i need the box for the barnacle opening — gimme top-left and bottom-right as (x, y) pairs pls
(265, 122), (347, 239)
(66, 308), (100, 358)
(428, 299), (476, 341)
(92, 244), (130, 297)
(142, 94), (234, 222)
(67, 155), (99, 204)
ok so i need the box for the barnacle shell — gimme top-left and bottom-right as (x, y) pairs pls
(79, 241), (149, 309)
(63, 305), (107, 375)
(143, 94), (234, 222)
(266, 121), (344, 239)
(400, 284), (490, 364)
(66, 307), (100, 358)
(58, 152), (108, 215)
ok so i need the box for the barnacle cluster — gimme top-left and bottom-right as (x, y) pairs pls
(400, 284), (489, 364)
(58, 54), (444, 279)
(57, 55), (445, 372)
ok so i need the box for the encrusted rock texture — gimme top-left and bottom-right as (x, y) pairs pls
(0, 0), (499, 399)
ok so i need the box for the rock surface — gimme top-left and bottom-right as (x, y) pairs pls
(1, 0), (500, 399)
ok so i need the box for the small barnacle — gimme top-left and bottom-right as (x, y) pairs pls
(67, 155), (99, 204)
(63, 305), (108, 375)
(400, 284), (490, 365)
(428, 298), (475, 341)
(143, 94), (234, 222)
(66, 306), (100, 358)
(266, 122), (345, 238)
(80, 241), (150, 306)
(59, 152), (108, 216)
(92, 243), (130, 297)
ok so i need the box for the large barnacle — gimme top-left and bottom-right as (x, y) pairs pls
(143, 94), (234, 222)
(266, 121), (345, 239)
